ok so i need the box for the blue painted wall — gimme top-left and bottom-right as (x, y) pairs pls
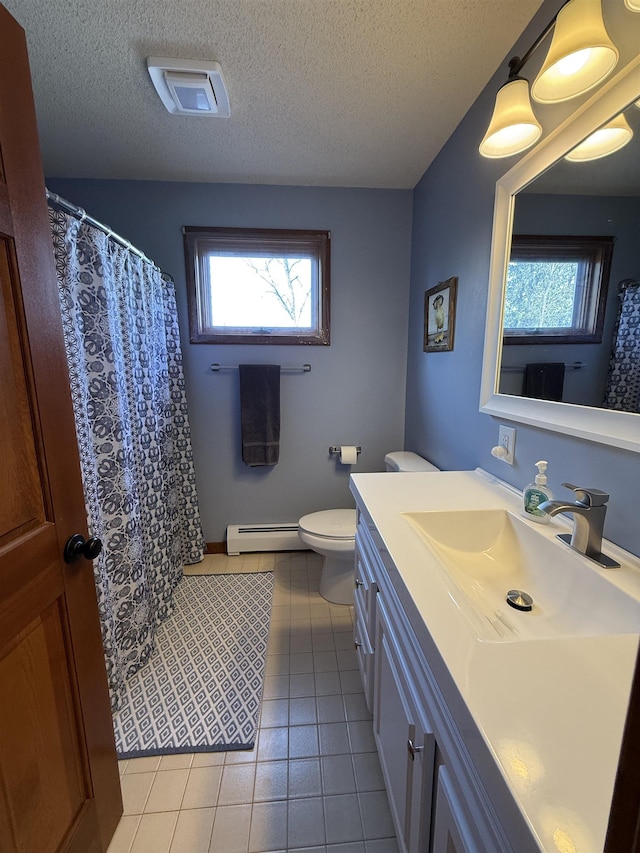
(48, 180), (413, 542)
(404, 0), (640, 555)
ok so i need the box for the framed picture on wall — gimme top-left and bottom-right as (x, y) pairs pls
(424, 277), (457, 352)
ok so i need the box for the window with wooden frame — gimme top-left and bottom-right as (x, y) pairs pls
(183, 226), (331, 345)
(503, 235), (614, 345)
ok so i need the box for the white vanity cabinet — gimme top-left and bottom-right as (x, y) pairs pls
(354, 506), (520, 853)
(432, 766), (488, 853)
(374, 592), (436, 853)
(353, 517), (379, 710)
(350, 469), (640, 853)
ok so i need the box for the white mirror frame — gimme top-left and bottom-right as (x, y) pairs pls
(480, 53), (640, 453)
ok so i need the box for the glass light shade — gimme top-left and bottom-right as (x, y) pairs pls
(624, 0), (640, 10)
(479, 78), (542, 158)
(564, 112), (632, 161)
(531, 0), (619, 103)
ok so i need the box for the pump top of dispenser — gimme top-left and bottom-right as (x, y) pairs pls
(534, 460), (548, 485)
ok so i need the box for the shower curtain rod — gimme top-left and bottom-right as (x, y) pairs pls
(46, 188), (166, 275)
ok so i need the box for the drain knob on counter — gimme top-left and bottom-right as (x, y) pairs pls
(506, 589), (533, 611)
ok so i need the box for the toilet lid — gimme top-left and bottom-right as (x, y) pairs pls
(299, 509), (357, 539)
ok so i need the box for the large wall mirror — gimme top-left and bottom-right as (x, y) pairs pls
(480, 54), (640, 453)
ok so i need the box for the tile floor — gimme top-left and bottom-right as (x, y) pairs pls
(107, 551), (398, 853)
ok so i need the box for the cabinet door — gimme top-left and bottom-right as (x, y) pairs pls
(354, 595), (374, 709)
(374, 596), (435, 853)
(432, 766), (481, 853)
(354, 519), (379, 648)
(354, 544), (371, 638)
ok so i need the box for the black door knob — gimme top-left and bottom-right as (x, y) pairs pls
(64, 533), (103, 564)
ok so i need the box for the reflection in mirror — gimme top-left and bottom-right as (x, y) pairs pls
(503, 234), (613, 344)
(498, 101), (640, 412)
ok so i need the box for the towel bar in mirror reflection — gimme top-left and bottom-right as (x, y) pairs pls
(501, 361), (586, 373)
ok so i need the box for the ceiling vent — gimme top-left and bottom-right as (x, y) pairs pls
(147, 57), (230, 117)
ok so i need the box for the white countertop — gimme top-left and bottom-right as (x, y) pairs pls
(350, 468), (640, 853)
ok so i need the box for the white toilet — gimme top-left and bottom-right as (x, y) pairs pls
(298, 451), (439, 604)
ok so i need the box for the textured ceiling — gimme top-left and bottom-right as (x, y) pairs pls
(5, 0), (544, 188)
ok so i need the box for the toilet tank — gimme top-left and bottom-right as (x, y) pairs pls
(384, 451), (440, 472)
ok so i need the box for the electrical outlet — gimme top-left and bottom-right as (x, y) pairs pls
(498, 425), (516, 465)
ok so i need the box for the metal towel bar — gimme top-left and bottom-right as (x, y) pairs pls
(211, 363), (311, 373)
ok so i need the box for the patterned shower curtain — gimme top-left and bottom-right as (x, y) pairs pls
(49, 208), (205, 710)
(603, 279), (640, 413)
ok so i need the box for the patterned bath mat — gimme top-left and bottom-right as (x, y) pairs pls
(112, 572), (274, 758)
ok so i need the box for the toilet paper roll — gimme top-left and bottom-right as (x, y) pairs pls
(340, 445), (359, 465)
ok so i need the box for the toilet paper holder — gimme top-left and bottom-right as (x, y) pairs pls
(329, 446), (361, 456)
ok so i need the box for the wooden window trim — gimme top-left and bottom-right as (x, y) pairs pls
(503, 234), (614, 346)
(183, 226), (331, 345)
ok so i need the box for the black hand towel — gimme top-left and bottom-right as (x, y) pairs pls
(523, 362), (565, 401)
(239, 364), (281, 466)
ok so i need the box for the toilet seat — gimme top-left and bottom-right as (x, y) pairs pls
(298, 509), (356, 540)
(298, 510), (357, 605)
(299, 452), (437, 606)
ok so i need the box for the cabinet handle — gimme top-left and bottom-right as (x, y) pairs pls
(407, 738), (423, 760)
(354, 639), (362, 650)
(355, 578), (363, 588)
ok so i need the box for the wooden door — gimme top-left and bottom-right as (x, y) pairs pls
(0, 5), (122, 852)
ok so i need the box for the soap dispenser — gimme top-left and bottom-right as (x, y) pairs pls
(523, 460), (553, 523)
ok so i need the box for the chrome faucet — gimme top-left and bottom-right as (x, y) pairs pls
(538, 483), (620, 568)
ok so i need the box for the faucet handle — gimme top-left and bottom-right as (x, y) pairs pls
(561, 483), (610, 507)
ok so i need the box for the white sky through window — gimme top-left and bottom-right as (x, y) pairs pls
(209, 256), (312, 328)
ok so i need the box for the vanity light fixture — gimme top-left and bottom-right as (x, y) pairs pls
(479, 0), (619, 159)
(530, 0), (618, 103)
(564, 110), (633, 161)
(479, 78), (542, 158)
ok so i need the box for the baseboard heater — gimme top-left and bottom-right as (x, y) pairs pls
(226, 523), (309, 556)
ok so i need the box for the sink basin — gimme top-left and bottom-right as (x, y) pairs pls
(401, 509), (640, 642)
